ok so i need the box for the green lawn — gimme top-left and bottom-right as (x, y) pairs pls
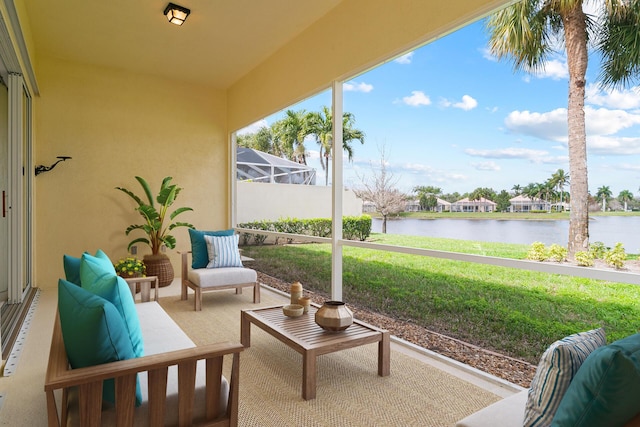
(241, 233), (640, 364)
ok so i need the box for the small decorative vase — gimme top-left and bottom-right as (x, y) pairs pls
(315, 301), (353, 331)
(290, 281), (303, 305)
(143, 254), (174, 287)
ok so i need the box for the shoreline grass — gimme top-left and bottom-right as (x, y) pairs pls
(241, 233), (640, 364)
(373, 210), (640, 220)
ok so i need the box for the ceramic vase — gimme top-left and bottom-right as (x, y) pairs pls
(315, 301), (353, 331)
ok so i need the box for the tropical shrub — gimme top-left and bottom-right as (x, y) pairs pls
(589, 241), (607, 259)
(237, 215), (372, 244)
(604, 243), (626, 269)
(575, 251), (595, 267)
(526, 241), (548, 261)
(548, 244), (567, 262)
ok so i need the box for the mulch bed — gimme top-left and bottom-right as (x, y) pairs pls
(257, 271), (537, 388)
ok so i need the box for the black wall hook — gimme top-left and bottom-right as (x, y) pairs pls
(35, 156), (72, 176)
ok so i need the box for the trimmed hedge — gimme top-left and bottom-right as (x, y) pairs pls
(238, 215), (372, 245)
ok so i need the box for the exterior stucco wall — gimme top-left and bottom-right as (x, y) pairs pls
(33, 57), (228, 288)
(236, 182), (362, 224)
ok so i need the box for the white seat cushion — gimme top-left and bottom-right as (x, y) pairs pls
(188, 267), (257, 289)
(65, 302), (229, 426)
(455, 390), (528, 427)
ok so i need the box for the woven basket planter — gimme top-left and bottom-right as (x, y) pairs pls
(143, 254), (174, 287)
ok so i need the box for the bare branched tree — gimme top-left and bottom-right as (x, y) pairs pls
(353, 148), (406, 233)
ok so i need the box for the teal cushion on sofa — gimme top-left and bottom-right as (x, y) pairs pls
(58, 279), (142, 405)
(80, 253), (144, 358)
(92, 248), (117, 273)
(189, 228), (235, 269)
(551, 333), (640, 426)
(63, 254), (82, 286)
(63, 249), (115, 286)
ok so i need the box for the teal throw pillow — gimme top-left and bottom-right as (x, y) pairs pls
(63, 254), (82, 286)
(205, 234), (243, 268)
(524, 328), (606, 426)
(80, 253), (144, 358)
(552, 333), (640, 426)
(189, 228), (235, 269)
(92, 248), (116, 274)
(63, 249), (115, 286)
(57, 279), (142, 405)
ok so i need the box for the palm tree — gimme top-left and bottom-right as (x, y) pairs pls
(271, 109), (311, 164)
(306, 106), (365, 185)
(521, 183), (538, 200)
(618, 189), (633, 212)
(511, 184), (522, 195)
(469, 187), (497, 213)
(486, 1), (640, 258)
(550, 169), (570, 210)
(541, 180), (557, 211)
(596, 185), (612, 212)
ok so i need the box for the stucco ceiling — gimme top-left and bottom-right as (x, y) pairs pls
(23, 0), (343, 90)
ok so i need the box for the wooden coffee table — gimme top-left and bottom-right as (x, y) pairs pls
(240, 304), (390, 400)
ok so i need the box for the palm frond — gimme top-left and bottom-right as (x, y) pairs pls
(598, 0), (640, 88)
(486, 0), (555, 72)
(135, 176), (155, 207)
(115, 186), (144, 206)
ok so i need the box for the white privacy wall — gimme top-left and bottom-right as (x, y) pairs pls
(236, 181), (363, 224)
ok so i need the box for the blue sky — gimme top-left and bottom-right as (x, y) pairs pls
(239, 17), (640, 198)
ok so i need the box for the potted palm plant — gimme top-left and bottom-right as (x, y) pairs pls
(116, 176), (193, 287)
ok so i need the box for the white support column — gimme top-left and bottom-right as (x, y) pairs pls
(230, 133), (237, 227)
(331, 81), (343, 301)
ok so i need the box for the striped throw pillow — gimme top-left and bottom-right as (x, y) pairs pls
(523, 328), (606, 427)
(205, 234), (243, 268)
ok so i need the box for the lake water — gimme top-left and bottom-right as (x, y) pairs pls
(371, 216), (640, 252)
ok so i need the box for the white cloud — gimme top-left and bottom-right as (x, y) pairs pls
(586, 84), (640, 109)
(503, 106), (640, 144)
(236, 119), (268, 135)
(306, 149), (321, 160)
(465, 147), (567, 164)
(403, 162), (434, 173)
(465, 147), (550, 160)
(344, 81), (374, 93)
(618, 162), (640, 171)
(504, 108), (568, 141)
(394, 52), (414, 64)
(442, 95), (477, 111)
(481, 47), (497, 62)
(588, 135), (640, 155)
(531, 59), (568, 80)
(402, 91), (431, 107)
(471, 161), (501, 171)
(585, 107), (640, 135)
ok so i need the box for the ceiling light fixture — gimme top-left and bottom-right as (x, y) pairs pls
(163, 3), (190, 26)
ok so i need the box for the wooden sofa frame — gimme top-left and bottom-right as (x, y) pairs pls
(45, 311), (243, 427)
(180, 251), (260, 311)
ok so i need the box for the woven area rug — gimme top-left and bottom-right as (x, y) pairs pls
(158, 289), (501, 426)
